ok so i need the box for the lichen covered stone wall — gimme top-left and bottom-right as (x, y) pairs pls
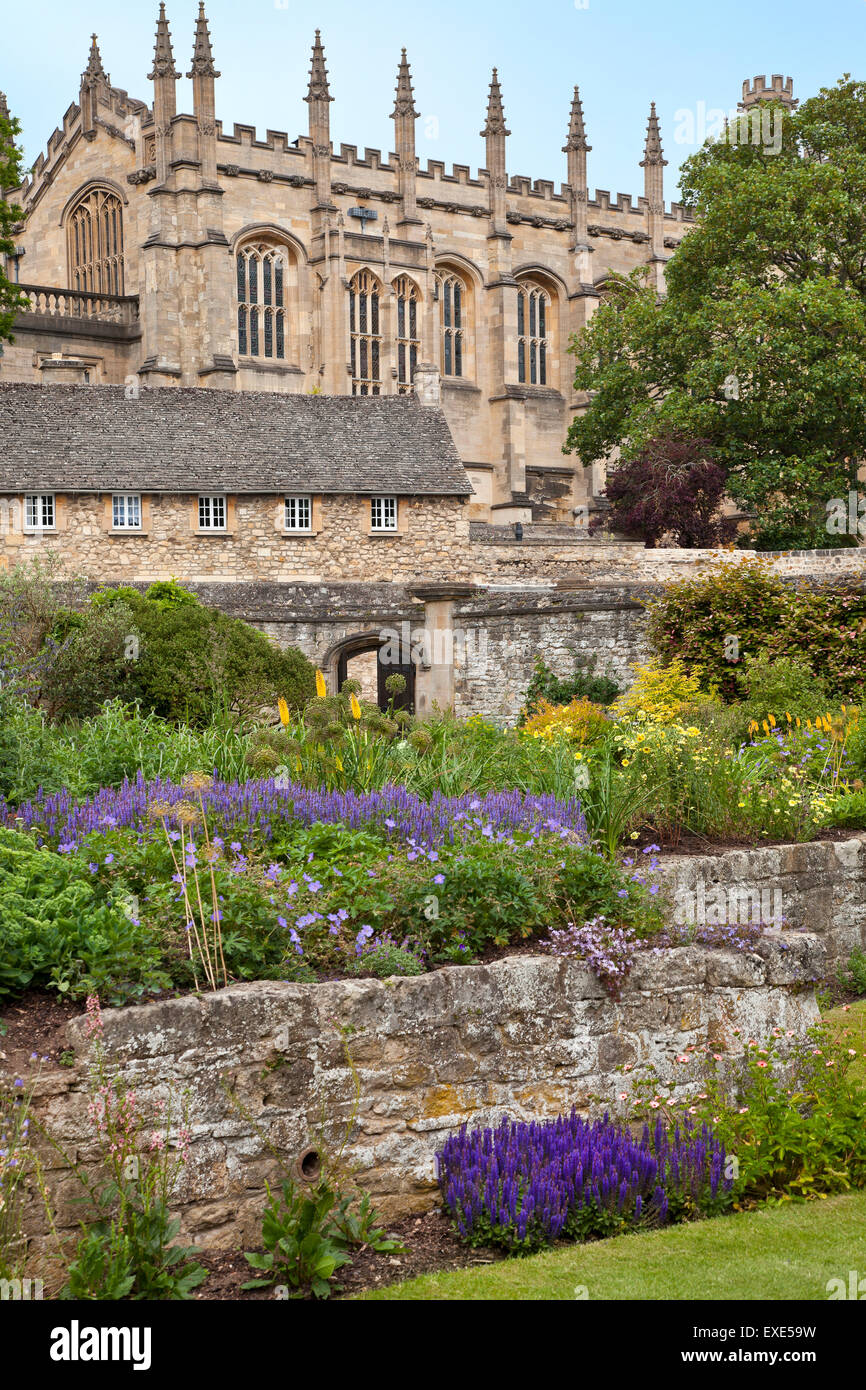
(19, 934), (823, 1271)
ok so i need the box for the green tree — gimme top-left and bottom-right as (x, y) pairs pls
(0, 95), (26, 343)
(566, 79), (866, 550)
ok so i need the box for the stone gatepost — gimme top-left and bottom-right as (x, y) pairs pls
(409, 582), (478, 718)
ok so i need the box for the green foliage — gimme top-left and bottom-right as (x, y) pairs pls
(520, 655), (620, 720)
(566, 78), (866, 548)
(687, 1024), (866, 1201)
(838, 948), (866, 998)
(740, 652), (829, 727)
(61, 1195), (206, 1301)
(0, 98), (26, 343)
(646, 558), (866, 703)
(346, 939), (426, 978)
(242, 1178), (353, 1298)
(0, 698), (252, 804)
(0, 828), (170, 1003)
(95, 584), (315, 724)
(243, 1176), (400, 1298)
(60, 1222), (136, 1301)
(41, 601), (141, 720)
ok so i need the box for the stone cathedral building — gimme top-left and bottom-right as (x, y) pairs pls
(0, 3), (787, 525)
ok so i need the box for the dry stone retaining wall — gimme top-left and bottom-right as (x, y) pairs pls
(21, 933), (823, 1271)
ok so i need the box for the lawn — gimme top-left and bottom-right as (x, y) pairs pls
(357, 1190), (866, 1301)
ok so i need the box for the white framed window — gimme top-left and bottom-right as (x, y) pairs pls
(112, 493), (141, 529)
(370, 496), (398, 532)
(24, 494), (55, 531)
(284, 496), (312, 532)
(198, 495), (226, 531)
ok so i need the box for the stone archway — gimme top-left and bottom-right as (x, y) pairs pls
(324, 630), (416, 714)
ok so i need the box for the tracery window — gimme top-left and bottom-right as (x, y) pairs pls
(237, 243), (287, 360)
(436, 272), (465, 378)
(517, 281), (550, 386)
(394, 276), (420, 394)
(68, 188), (124, 294)
(349, 271), (382, 395)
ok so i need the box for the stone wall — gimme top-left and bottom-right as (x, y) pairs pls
(658, 836), (866, 973)
(20, 934), (822, 1273)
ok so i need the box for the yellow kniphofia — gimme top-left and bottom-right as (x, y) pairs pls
(315, 669), (327, 698)
(350, 692), (362, 720)
(277, 697), (290, 727)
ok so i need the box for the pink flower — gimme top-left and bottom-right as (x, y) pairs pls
(619, 1093), (628, 1101)
(649, 1101), (660, 1109)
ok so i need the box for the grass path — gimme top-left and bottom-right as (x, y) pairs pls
(361, 1003), (866, 1302)
(358, 1191), (866, 1300)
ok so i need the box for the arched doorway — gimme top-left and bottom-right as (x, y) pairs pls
(327, 631), (416, 714)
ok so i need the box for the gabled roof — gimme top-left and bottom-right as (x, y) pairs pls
(0, 384), (472, 496)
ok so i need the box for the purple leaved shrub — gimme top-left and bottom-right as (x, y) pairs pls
(437, 1111), (734, 1252)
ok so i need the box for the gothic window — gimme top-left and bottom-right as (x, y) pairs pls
(517, 281), (550, 386)
(236, 243), (287, 360)
(349, 270), (382, 395)
(393, 276), (420, 394)
(67, 188), (124, 294)
(436, 272), (466, 378)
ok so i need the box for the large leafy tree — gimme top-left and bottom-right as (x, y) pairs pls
(0, 95), (25, 344)
(0, 95), (26, 343)
(566, 79), (866, 549)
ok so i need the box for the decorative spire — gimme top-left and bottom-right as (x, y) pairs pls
(563, 86), (590, 153)
(188, 2), (219, 79)
(0, 92), (9, 121)
(149, 4), (178, 82)
(481, 68), (510, 138)
(83, 34), (108, 84)
(305, 30), (332, 105)
(640, 101), (667, 168)
(392, 48), (418, 119)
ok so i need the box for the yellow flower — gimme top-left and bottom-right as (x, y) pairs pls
(350, 692), (362, 721)
(277, 697), (290, 727)
(335, 756), (344, 771)
(762, 720), (769, 735)
(768, 714), (776, 728)
(315, 669), (327, 698)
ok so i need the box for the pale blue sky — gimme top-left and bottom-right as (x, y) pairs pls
(4, 0), (863, 201)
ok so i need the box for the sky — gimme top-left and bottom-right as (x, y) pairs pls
(3, 0), (865, 201)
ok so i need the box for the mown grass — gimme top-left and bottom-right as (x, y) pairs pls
(357, 1191), (866, 1301)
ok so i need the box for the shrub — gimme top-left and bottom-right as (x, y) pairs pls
(838, 948), (866, 997)
(685, 1023), (866, 1201)
(589, 431), (737, 548)
(647, 558), (866, 703)
(438, 1111), (733, 1253)
(521, 655), (620, 718)
(95, 583), (315, 723)
(740, 652), (829, 727)
(243, 1176), (399, 1299)
(521, 696), (610, 745)
(39, 601), (141, 720)
(0, 828), (169, 1003)
(611, 658), (710, 725)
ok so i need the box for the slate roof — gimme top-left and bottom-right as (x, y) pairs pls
(0, 384), (472, 496)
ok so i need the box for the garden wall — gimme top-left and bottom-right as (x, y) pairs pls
(658, 835), (866, 973)
(21, 933), (823, 1270)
